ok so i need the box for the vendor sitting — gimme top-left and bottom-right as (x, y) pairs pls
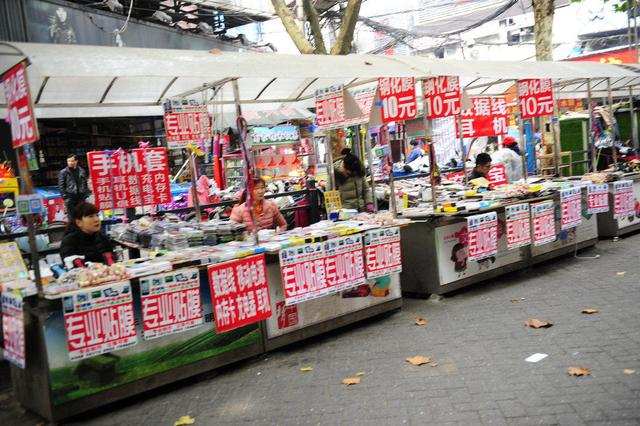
(60, 202), (116, 266)
(230, 177), (287, 233)
(469, 152), (492, 180)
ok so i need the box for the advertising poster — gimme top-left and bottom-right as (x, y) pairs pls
(1, 62), (38, 148)
(208, 254), (272, 333)
(505, 203), (531, 249)
(614, 179), (640, 229)
(517, 79), (554, 119)
(2, 291), (25, 368)
(613, 180), (635, 219)
(364, 227), (402, 279)
(422, 76), (461, 119)
(457, 97), (508, 138)
(377, 77), (417, 123)
(163, 106), (212, 150)
(531, 201), (556, 246)
(140, 268), (204, 340)
(587, 183), (610, 214)
(315, 85), (345, 129)
(560, 187), (582, 230)
(467, 212), (498, 261)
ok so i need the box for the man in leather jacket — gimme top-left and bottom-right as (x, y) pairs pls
(58, 154), (91, 221)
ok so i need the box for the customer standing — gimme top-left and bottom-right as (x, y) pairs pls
(58, 154), (91, 221)
(334, 148), (374, 212)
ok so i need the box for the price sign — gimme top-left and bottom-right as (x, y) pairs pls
(467, 212), (498, 261)
(517, 79), (555, 119)
(505, 203), (531, 249)
(1, 62), (38, 148)
(613, 180), (634, 219)
(315, 85), (345, 130)
(364, 227), (402, 279)
(531, 201), (556, 246)
(377, 77), (417, 123)
(587, 184), (609, 214)
(560, 187), (582, 230)
(2, 291), (25, 368)
(457, 97), (508, 138)
(422, 76), (461, 119)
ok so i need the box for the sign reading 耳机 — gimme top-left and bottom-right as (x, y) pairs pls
(517, 79), (554, 119)
(457, 97), (508, 138)
(377, 77), (417, 123)
(422, 76), (461, 119)
(1, 62), (39, 148)
(467, 212), (498, 261)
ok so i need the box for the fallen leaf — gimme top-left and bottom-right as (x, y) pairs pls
(415, 317), (428, 326)
(567, 367), (590, 376)
(299, 367), (313, 372)
(406, 356), (431, 366)
(208, 48), (223, 55)
(526, 319), (553, 329)
(624, 369), (636, 375)
(174, 416), (196, 426)
(428, 362), (438, 367)
(581, 308), (599, 314)
(355, 372), (367, 377)
(364, 61), (373, 65)
(341, 377), (360, 385)
(616, 271), (626, 276)
(511, 297), (526, 302)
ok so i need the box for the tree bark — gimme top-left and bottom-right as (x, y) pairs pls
(271, 0), (315, 54)
(303, 0), (328, 54)
(330, 0), (363, 55)
(532, 0), (555, 60)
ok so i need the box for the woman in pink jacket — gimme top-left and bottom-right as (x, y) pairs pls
(230, 178), (287, 233)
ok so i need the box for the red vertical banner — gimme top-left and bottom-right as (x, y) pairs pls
(560, 187), (582, 230)
(315, 85), (346, 130)
(138, 148), (172, 206)
(457, 97), (508, 138)
(505, 203), (531, 249)
(467, 212), (498, 261)
(422, 76), (461, 119)
(1, 62), (39, 148)
(517, 79), (554, 119)
(208, 254), (272, 334)
(487, 164), (509, 186)
(377, 77), (417, 123)
(587, 183), (609, 214)
(613, 180), (634, 219)
(531, 201), (556, 246)
(2, 291), (25, 368)
(364, 227), (402, 279)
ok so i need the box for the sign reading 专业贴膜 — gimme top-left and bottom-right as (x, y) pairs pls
(2, 291), (25, 368)
(364, 227), (402, 279)
(467, 212), (498, 261)
(531, 201), (556, 246)
(560, 187), (582, 230)
(505, 203), (531, 249)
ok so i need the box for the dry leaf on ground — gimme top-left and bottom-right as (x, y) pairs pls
(581, 308), (599, 314)
(406, 356), (431, 366)
(174, 416), (196, 426)
(526, 319), (553, 328)
(355, 372), (367, 377)
(511, 297), (526, 302)
(341, 377), (360, 385)
(299, 367), (313, 372)
(616, 272), (626, 276)
(567, 367), (590, 376)
(415, 317), (428, 326)
(623, 369), (636, 375)
(428, 362), (438, 367)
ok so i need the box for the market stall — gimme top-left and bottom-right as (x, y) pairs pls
(595, 172), (640, 237)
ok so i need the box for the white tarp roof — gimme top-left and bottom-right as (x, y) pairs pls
(2, 41), (640, 121)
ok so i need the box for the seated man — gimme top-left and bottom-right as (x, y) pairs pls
(469, 152), (492, 180)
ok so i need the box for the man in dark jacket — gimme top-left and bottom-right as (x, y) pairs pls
(58, 154), (91, 221)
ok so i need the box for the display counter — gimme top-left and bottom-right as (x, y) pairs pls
(597, 173), (640, 237)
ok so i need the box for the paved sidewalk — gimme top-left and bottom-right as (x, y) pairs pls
(2, 235), (639, 426)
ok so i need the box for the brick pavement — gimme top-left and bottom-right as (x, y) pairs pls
(1, 234), (639, 426)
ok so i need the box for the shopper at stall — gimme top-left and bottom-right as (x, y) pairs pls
(60, 202), (116, 265)
(58, 154), (91, 221)
(407, 140), (424, 163)
(230, 177), (287, 232)
(491, 137), (524, 183)
(469, 152), (492, 180)
(334, 148), (374, 212)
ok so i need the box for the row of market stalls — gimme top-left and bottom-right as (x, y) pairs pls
(1, 42), (640, 422)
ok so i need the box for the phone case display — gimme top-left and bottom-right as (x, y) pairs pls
(223, 156), (244, 189)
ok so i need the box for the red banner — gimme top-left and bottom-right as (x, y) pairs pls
(457, 97), (508, 138)
(487, 164), (508, 186)
(613, 180), (635, 219)
(208, 254), (272, 333)
(1, 62), (38, 148)
(88, 148), (172, 210)
(280, 235), (366, 306)
(2, 292), (25, 368)
(505, 204), (531, 249)
(315, 85), (345, 129)
(422, 76), (461, 119)
(587, 183), (609, 214)
(557, 98), (584, 112)
(560, 187), (582, 230)
(467, 212), (498, 261)
(164, 108), (212, 150)
(517, 79), (554, 119)
(531, 201), (556, 246)
(364, 227), (402, 279)
(63, 281), (137, 361)
(378, 77), (417, 123)
(140, 269), (203, 340)
(445, 171), (466, 184)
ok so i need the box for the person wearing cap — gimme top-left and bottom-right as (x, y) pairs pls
(492, 137), (524, 183)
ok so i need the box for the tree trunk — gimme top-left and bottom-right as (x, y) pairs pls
(271, 0), (315, 54)
(532, 0), (555, 60)
(303, 0), (327, 54)
(330, 0), (363, 55)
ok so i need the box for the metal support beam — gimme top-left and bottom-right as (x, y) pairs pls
(608, 77), (618, 169)
(587, 79), (596, 172)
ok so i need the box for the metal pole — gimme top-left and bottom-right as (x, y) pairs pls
(630, 85), (638, 150)
(385, 126), (398, 218)
(608, 77), (618, 169)
(587, 79), (596, 172)
(364, 128), (378, 212)
(326, 134), (335, 190)
(188, 153), (201, 222)
(457, 115), (467, 184)
(515, 82), (529, 182)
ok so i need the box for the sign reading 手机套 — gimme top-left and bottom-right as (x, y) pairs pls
(505, 203), (531, 249)
(364, 227), (402, 279)
(531, 201), (556, 246)
(467, 212), (498, 261)
(1, 62), (38, 148)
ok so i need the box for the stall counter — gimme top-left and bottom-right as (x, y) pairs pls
(597, 173), (640, 237)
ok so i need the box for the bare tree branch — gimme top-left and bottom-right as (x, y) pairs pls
(271, 0), (315, 54)
(330, 0), (363, 55)
(303, 0), (328, 54)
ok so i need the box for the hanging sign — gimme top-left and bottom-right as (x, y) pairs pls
(422, 76), (461, 119)
(587, 183), (609, 214)
(364, 227), (402, 279)
(1, 62), (39, 148)
(63, 281), (137, 361)
(250, 125), (300, 146)
(613, 180), (634, 219)
(140, 268), (203, 340)
(457, 97), (508, 138)
(487, 164), (509, 186)
(2, 291), (25, 368)
(315, 85), (346, 129)
(208, 254), (272, 333)
(377, 77), (417, 123)
(531, 201), (556, 246)
(344, 86), (377, 126)
(16, 194), (44, 215)
(560, 187), (582, 230)
(164, 106), (212, 150)
(88, 148), (172, 210)
(505, 203), (531, 249)
(517, 79), (554, 119)
(467, 212), (498, 261)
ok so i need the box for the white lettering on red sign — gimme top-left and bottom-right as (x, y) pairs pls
(164, 109), (212, 150)
(613, 180), (634, 219)
(423, 76), (461, 119)
(2, 63), (38, 148)
(378, 77), (417, 123)
(560, 187), (582, 230)
(505, 203), (531, 249)
(2, 292), (25, 368)
(364, 227), (402, 279)
(487, 164), (509, 186)
(587, 184), (610, 214)
(531, 201), (556, 246)
(518, 79), (554, 119)
(457, 97), (508, 138)
(467, 212), (498, 261)
(315, 85), (345, 129)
